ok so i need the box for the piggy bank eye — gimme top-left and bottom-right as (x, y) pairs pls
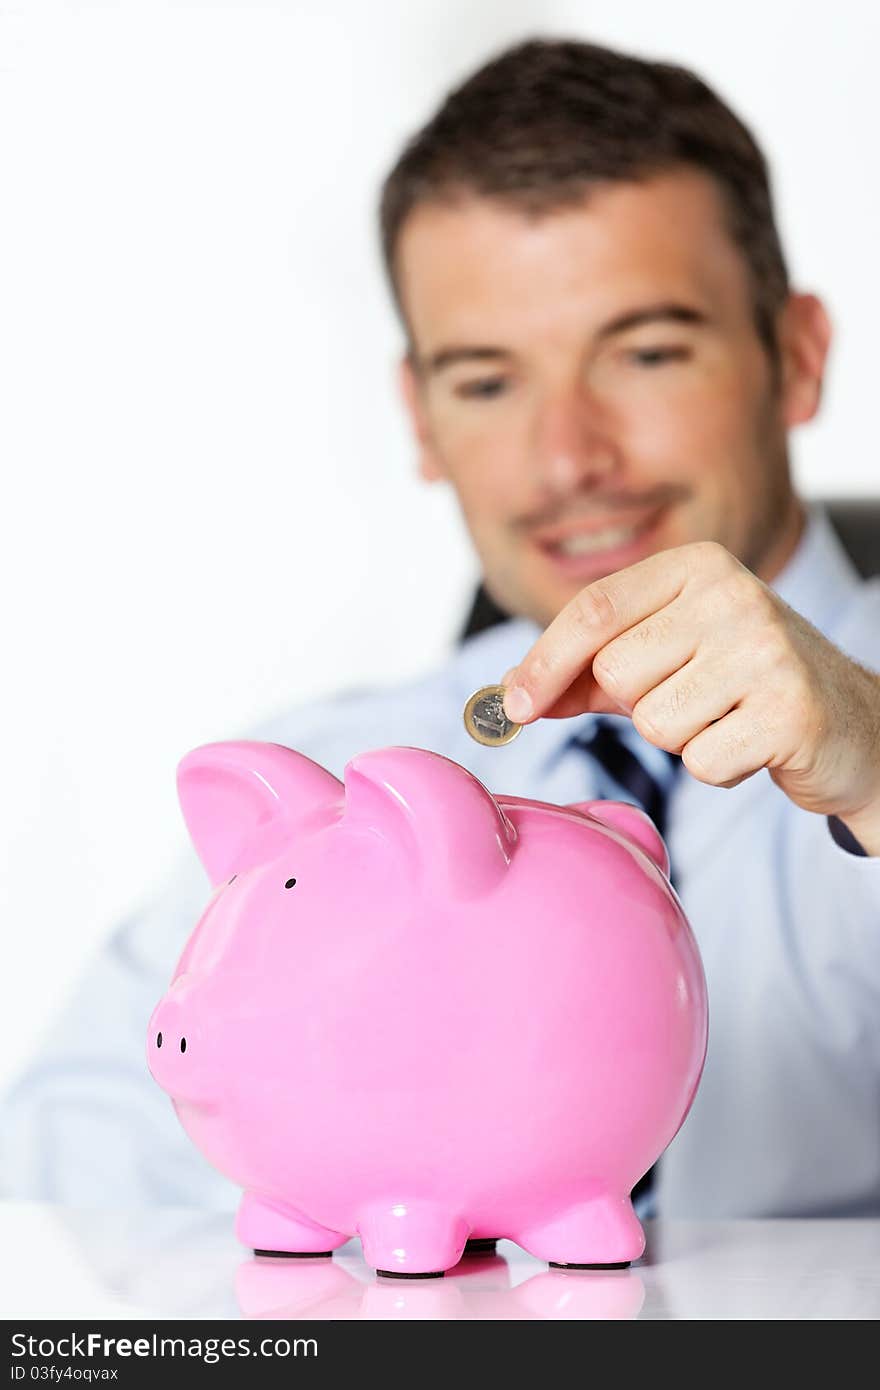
(180, 1037), (187, 1054)
(157, 1032), (163, 1048)
(285, 878), (297, 889)
(227, 875), (237, 885)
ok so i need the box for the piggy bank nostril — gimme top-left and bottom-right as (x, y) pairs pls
(157, 1032), (163, 1049)
(180, 1037), (187, 1054)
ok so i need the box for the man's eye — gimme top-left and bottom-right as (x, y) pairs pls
(627, 347), (691, 367)
(454, 377), (509, 400)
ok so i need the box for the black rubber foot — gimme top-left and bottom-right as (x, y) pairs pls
(463, 1238), (499, 1255)
(549, 1260), (631, 1270)
(376, 1269), (445, 1280)
(254, 1248), (333, 1259)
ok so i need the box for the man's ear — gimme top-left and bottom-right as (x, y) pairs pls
(398, 354), (447, 482)
(777, 292), (833, 428)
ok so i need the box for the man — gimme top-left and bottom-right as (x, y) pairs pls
(3, 38), (879, 1219)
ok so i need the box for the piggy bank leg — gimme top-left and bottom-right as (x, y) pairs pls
(357, 1202), (470, 1278)
(516, 1195), (645, 1269)
(236, 1191), (349, 1258)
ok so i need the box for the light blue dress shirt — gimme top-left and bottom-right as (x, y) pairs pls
(2, 502), (879, 1217)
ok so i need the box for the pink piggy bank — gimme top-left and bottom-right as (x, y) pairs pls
(148, 741), (707, 1276)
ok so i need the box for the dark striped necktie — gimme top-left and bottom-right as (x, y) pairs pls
(570, 716), (682, 881)
(569, 716), (684, 1213)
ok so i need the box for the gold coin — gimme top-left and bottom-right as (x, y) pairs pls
(463, 684), (523, 747)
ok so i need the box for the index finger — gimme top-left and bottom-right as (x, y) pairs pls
(502, 547), (689, 723)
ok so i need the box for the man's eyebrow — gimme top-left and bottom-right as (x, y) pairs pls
(417, 304), (711, 376)
(596, 302), (712, 340)
(419, 345), (513, 376)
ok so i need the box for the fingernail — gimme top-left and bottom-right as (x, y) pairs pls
(504, 686), (533, 723)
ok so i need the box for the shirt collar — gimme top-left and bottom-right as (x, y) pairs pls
(768, 500), (862, 634)
(458, 501), (863, 783)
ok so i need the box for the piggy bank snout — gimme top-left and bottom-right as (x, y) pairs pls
(147, 982), (215, 1107)
(149, 997), (190, 1061)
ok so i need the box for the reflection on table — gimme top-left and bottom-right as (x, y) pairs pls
(2, 1203), (879, 1320)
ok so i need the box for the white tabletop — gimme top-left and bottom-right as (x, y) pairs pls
(1, 1203), (878, 1320)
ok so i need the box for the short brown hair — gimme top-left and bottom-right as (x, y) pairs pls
(380, 38), (790, 360)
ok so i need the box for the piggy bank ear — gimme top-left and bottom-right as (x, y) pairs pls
(342, 746), (516, 900)
(177, 741), (343, 886)
(569, 799), (670, 877)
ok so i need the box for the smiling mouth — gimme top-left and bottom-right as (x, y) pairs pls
(551, 521), (650, 555)
(536, 507), (666, 558)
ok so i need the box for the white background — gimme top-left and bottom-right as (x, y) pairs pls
(1, 0), (878, 1090)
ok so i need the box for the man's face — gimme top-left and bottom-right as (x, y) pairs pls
(395, 168), (823, 629)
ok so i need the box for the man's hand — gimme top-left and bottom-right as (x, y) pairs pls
(501, 541), (880, 855)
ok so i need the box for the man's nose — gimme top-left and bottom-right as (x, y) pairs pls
(532, 387), (621, 495)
